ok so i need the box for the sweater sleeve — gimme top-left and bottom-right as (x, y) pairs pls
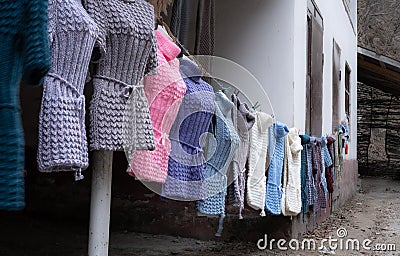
(84, 0), (107, 62)
(145, 29), (158, 76)
(22, 0), (51, 86)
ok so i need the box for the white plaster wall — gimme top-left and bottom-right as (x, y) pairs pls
(293, 0), (308, 133)
(313, 0), (358, 159)
(214, 0), (357, 159)
(214, 0), (296, 126)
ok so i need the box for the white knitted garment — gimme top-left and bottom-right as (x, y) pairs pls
(281, 128), (303, 216)
(246, 112), (273, 215)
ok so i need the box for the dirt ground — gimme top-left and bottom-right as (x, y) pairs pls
(0, 177), (399, 256)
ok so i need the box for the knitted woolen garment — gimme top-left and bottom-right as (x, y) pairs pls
(37, 0), (98, 178)
(337, 129), (344, 172)
(306, 142), (317, 207)
(226, 94), (255, 218)
(299, 134), (310, 214)
(129, 30), (186, 183)
(246, 112), (273, 215)
(321, 136), (333, 196)
(334, 133), (340, 175)
(196, 92), (240, 217)
(326, 136), (336, 193)
(162, 58), (215, 201)
(0, 0), (50, 210)
(265, 122), (289, 215)
(281, 128), (303, 216)
(266, 120), (277, 172)
(311, 137), (326, 212)
(84, 0), (157, 152)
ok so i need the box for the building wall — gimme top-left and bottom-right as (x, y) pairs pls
(313, 0), (358, 160)
(214, 0), (358, 160)
(213, 0), (296, 126)
(214, 0), (358, 239)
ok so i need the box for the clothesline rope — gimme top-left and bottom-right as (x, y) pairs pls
(157, 19), (266, 112)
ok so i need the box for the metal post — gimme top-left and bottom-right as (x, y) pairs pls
(88, 150), (113, 256)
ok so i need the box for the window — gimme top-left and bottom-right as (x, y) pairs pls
(332, 40), (341, 129)
(305, 0), (324, 136)
(345, 63), (351, 122)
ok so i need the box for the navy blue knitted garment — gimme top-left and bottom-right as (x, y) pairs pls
(0, 0), (50, 210)
(299, 134), (310, 215)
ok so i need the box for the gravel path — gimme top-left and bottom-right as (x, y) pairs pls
(1, 177), (399, 256)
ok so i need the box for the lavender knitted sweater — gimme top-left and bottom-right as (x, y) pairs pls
(162, 58), (215, 201)
(85, 0), (157, 152)
(37, 0), (98, 177)
(226, 95), (255, 218)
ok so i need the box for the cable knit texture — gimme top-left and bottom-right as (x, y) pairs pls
(226, 95), (255, 218)
(162, 58), (215, 200)
(337, 128), (344, 172)
(129, 30), (186, 183)
(321, 136), (332, 196)
(281, 128), (303, 216)
(246, 112), (273, 213)
(37, 0), (98, 176)
(0, 0), (50, 210)
(311, 137), (326, 212)
(265, 122), (289, 215)
(300, 134), (310, 214)
(196, 92), (240, 216)
(84, 0), (157, 152)
(326, 136), (336, 193)
(306, 142), (317, 207)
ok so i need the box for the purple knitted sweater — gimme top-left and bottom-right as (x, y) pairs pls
(85, 0), (157, 152)
(37, 0), (98, 179)
(162, 58), (215, 201)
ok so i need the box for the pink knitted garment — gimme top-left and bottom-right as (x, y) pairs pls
(129, 30), (186, 183)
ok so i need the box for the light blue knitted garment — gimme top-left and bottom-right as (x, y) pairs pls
(265, 122), (289, 215)
(196, 91), (240, 236)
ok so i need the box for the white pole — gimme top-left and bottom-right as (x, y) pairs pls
(88, 150), (113, 256)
